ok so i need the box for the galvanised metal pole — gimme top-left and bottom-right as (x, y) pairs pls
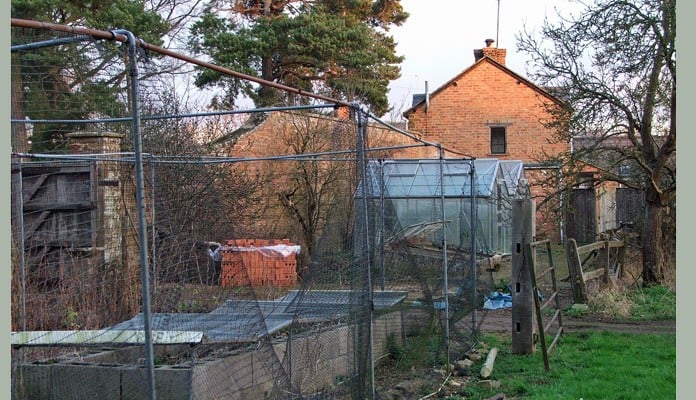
(470, 159), (477, 338)
(379, 159), (385, 291)
(14, 159), (27, 331)
(114, 29), (157, 400)
(354, 104), (375, 400)
(439, 146), (450, 366)
(150, 158), (157, 298)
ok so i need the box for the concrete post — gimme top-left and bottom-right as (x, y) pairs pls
(511, 198), (536, 354)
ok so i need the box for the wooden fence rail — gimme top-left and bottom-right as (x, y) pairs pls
(527, 239), (563, 371)
(564, 235), (634, 304)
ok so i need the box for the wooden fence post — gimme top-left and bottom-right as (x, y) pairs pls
(616, 243), (626, 279)
(565, 239), (587, 303)
(511, 198), (535, 355)
(599, 240), (610, 283)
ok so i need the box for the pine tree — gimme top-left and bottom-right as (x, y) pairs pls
(189, 0), (408, 115)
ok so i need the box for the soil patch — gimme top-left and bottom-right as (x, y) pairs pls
(476, 307), (675, 335)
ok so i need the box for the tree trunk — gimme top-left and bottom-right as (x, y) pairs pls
(257, 2), (278, 107)
(641, 185), (664, 285)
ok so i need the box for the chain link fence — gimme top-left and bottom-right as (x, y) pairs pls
(11, 20), (514, 399)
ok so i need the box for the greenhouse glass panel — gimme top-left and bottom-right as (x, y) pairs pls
(359, 159), (525, 256)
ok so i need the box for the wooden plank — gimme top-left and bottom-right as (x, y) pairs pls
(599, 241), (610, 283)
(583, 268), (605, 282)
(607, 240), (625, 248)
(14, 162), (91, 176)
(565, 239), (587, 303)
(23, 201), (94, 212)
(529, 239), (550, 247)
(546, 240), (563, 345)
(544, 309), (562, 333)
(548, 326), (563, 353)
(24, 173), (50, 202)
(577, 241), (606, 254)
(616, 245), (627, 279)
(540, 292), (558, 311)
(580, 238), (628, 252)
(11, 330), (204, 346)
(538, 266), (554, 279)
(24, 210), (51, 238)
(527, 242), (549, 371)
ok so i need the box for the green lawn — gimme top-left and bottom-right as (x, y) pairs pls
(453, 331), (675, 400)
(452, 284), (676, 399)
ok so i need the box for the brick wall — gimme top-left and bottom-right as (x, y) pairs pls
(406, 61), (566, 162)
(225, 111), (419, 255)
(405, 58), (569, 240)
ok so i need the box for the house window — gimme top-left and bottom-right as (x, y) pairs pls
(578, 173), (594, 189)
(490, 127), (506, 154)
(619, 165), (631, 177)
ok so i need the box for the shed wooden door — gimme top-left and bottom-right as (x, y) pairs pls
(565, 188), (596, 244)
(616, 187), (644, 229)
(12, 161), (95, 288)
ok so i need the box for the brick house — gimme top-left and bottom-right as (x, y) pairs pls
(400, 39), (570, 240)
(218, 109), (417, 264)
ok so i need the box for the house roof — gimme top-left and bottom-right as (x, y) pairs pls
(214, 109), (421, 158)
(402, 56), (566, 118)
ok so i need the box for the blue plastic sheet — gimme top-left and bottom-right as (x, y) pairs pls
(483, 291), (513, 310)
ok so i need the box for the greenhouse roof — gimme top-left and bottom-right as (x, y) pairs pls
(361, 159), (524, 198)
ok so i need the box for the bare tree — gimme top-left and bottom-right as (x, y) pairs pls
(138, 90), (262, 285)
(255, 111), (357, 266)
(518, 0), (675, 285)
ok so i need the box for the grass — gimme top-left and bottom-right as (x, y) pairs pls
(444, 280), (676, 400)
(450, 331), (675, 400)
(375, 243), (676, 399)
(582, 284), (676, 322)
(384, 328), (447, 372)
(628, 285), (676, 321)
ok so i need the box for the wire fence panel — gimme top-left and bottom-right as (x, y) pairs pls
(11, 21), (511, 400)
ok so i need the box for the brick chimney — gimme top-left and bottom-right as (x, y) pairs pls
(474, 39), (507, 65)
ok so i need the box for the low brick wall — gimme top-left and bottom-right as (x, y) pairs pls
(12, 310), (421, 399)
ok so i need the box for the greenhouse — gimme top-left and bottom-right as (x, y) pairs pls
(361, 158), (527, 257)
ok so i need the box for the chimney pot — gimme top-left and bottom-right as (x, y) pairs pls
(474, 39), (507, 65)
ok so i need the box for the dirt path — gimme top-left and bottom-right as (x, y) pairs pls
(560, 317), (675, 334)
(476, 308), (675, 335)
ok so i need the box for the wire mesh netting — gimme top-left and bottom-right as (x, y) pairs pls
(11, 21), (527, 399)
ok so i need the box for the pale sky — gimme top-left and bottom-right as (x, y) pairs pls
(386, 0), (579, 119)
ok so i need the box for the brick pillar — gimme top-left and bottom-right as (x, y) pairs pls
(67, 131), (123, 154)
(66, 132), (125, 264)
(66, 131), (142, 317)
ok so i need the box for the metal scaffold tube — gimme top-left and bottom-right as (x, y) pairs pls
(354, 104), (375, 400)
(439, 146), (450, 366)
(470, 159), (478, 338)
(114, 29), (157, 400)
